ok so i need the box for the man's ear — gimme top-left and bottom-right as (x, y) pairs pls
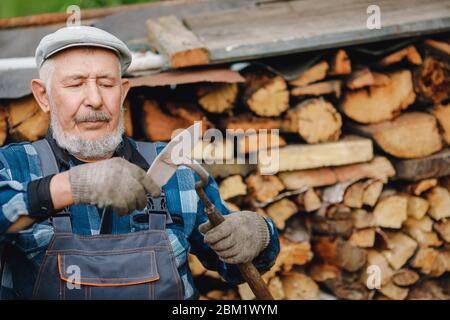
(120, 78), (130, 105)
(31, 79), (51, 113)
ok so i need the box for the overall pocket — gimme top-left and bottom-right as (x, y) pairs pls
(57, 249), (160, 300)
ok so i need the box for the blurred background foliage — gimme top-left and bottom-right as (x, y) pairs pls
(0, 0), (157, 19)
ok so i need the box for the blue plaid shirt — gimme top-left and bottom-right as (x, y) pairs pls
(0, 137), (279, 300)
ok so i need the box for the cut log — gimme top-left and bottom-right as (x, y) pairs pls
(329, 49), (352, 75)
(245, 174), (285, 203)
(237, 131), (286, 154)
(434, 219), (450, 242)
(346, 68), (390, 90)
(278, 167), (337, 190)
(146, 15), (209, 68)
(414, 55), (450, 104)
(374, 195), (408, 229)
(352, 209), (376, 229)
(202, 163), (256, 179)
(395, 149), (450, 181)
(322, 278), (370, 300)
(313, 238), (367, 272)
(291, 80), (341, 98)
(123, 100), (133, 137)
(10, 108), (49, 142)
(197, 83), (237, 113)
(283, 217), (310, 243)
(267, 276), (285, 300)
(264, 237), (312, 280)
(426, 186), (450, 220)
(6, 95), (39, 128)
(362, 180), (384, 207)
(424, 39), (450, 56)
(296, 188), (321, 212)
(431, 103), (450, 145)
(260, 136), (373, 173)
(406, 195), (429, 220)
(284, 98), (342, 143)
(142, 99), (189, 141)
(341, 70), (415, 124)
(312, 209), (353, 238)
(188, 254), (206, 277)
(333, 156), (395, 183)
(0, 107), (6, 146)
(6, 96), (49, 142)
(410, 247), (447, 277)
(218, 175), (247, 201)
(344, 181), (366, 209)
(289, 61), (329, 86)
(404, 217), (443, 247)
(242, 68), (289, 117)
(277, 238), (314, 273)
(165, 101), (213, 128)
(379, 282), (409, 300)
(265, 198), (298, 230)
(348, 112), (442, 159)
(309, 263), (341, 283)
(238, 283), (255, 300)
(406, 179), (438, 195)
(349, 228), (375, 248)
(392, 269), (420, 287)
(281, 272), (320, 300)
(142, 99), (211, 141)
(408, 279), (450, 300)
(224, 201), (240, 212)
(224, 114), (283, 131)
(364, 250), (394, 287)
(378, 45), (422, 67)
(381, 232), (417, 270)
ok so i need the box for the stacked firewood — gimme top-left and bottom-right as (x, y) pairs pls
(0, 37), (449, 300)
(183, 38), (450, 300)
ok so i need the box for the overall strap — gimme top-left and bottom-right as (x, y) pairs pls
(51, 214), (72, 234)
(31, 139), (72, 234)
(135, 141), (173, 225)
(31, 139), (59, 176)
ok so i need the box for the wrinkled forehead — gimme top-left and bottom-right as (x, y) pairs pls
(50, 46), (122, 78)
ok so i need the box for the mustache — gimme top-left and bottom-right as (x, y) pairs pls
(74, 111), (112, 123)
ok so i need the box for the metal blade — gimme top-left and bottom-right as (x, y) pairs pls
(147, 122), (202, 189)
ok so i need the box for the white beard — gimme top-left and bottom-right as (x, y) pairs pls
(50, 105), (125, 160)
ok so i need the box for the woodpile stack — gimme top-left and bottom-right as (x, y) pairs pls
(0, 36), (449, 300)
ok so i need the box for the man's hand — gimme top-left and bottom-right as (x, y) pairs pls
(199, 211), (270, 264)
(69, 157), (160, 215)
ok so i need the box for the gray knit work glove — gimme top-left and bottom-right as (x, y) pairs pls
(198, 211), (271, 264)
(69, 157), (161, 216)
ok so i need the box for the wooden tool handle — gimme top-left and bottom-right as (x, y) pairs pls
(195, 182), (274, 300)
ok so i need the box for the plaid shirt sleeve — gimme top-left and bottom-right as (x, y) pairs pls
(189, 173), (280, 285)
(0, 156), (31, 240)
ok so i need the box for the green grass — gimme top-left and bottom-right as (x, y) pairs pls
(0, 0), (156, 19)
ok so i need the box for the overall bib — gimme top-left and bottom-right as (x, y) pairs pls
(30, 139), (184, 300)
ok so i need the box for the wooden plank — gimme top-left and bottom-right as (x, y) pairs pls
(183, 0), (450, 65)
(146, 15), (209, 68)
(394, 149), (450, 181)
(259, 136), (373, 173)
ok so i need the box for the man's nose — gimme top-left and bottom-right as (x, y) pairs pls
(83, 80), (103, 109)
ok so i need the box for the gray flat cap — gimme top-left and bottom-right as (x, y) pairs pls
(35, 26), (132, 74)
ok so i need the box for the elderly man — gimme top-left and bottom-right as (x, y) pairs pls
(0, 26), (279, 300)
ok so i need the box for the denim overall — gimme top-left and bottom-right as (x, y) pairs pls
(30, 139), (184, 300)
